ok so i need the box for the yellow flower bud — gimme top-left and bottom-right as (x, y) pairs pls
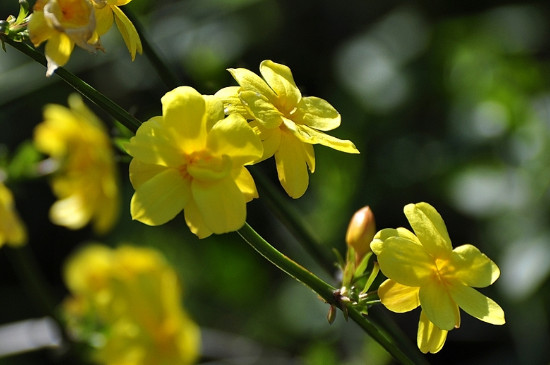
(345, 206), (376, 262)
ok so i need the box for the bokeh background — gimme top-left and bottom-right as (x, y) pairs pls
(1, 0), (550, 364)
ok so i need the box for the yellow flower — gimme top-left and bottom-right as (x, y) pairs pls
(125, 86), (263, 238)
(92, 0), (142, 60)
(221, 60), (359, 198)
(62, 244), (200, 365)
(28, 0), (102, 76)
(0, 182), (27, 247)
(33, 94), (119, 234)
(370, 202), (505, 354)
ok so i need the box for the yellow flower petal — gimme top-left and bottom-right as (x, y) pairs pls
(50, 195), (92, 230)
(275, 131), (311, 199)
(203, 95), (226, 130)
(161, 87), (207, 154)
(448, 282), (505, 325)
(295, 96), (341, 131)
(111, 5), (142, 60)
(94, 4), (114, 36)
(259, 60), (301, 109)
(282, 118), (359, 154)
(404, 202), (453, 258)
(129, 159), (167, 189)
(371, 227), (421, 255)
(184, 199), (213, 239)
(207, 114), (263, 166)
(126, 127), (183, 167)
(233, 167), (258, 202)
(417, 310), (448, 354)
(419, 280), (460, 331)
(44, 33), (74, 76)
(239, 90), (283, 129)
(28, 11), (55, 46)
(191, 177), (246, 234)
(251, 121), (281, 161)
(228, 67), (277, 101)
(214, 86), (251, 118)
(131, 168), (191, 226)
(0, 183), (27, 247)
(378, 279), (420, 313)
(451, 244), (500, 287)
(374, 236), (434, 287)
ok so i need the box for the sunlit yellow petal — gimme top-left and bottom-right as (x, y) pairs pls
(419, 280), (460, 331)
(50, 195), (92, 230)
(239, 90), (283, 129)
(44, 33), (74, 76)
(404, 202), (453, 258)
(448, 282), (505, 325)
(378, 279), (420, 313)
(371, 227), (421, 255)
(111, 5), (142, 60)
(295, 96), (341, 131)
(275, 131), (310, 199)
(228, 67), (277, 101)
(28, 11), (56, 46)
(131, 168), (190, 225)
(451, 244), (500, 287)
(161, 87), (207, 153)
(203, 95), (226, 130)
(214, 87), (251, 118)
(191, 177), (246, 234)
(129, 159), (167, 189)
(207, 114), (263, 166)
(233, 167), (258, 202)
(417, 310), (448, 354)
(374, 236), (434, 287)
(184, 199), (213, 239)
(251, 121), (281, 161)
(259, 60), (301, 109)
(126, 132), (182, 167)
(282, 119), (359, 154)
(94, 4), (114, 36)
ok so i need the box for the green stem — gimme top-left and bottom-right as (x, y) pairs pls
(237, 223), (427, 365)
(250, 168), (336, 274)
(121, 7), (181, 90)
(3, 37), (141, 134)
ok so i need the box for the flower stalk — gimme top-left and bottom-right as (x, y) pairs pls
(237, 222), (428, 365)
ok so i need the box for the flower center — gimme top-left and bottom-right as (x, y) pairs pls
(433, 257), (455, 285)
(180, 151), (232, 182)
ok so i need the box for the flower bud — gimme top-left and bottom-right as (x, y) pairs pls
(345, 206), (376, 262)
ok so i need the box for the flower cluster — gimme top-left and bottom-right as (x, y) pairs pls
(219, 60), (360, 198)
(28, 0), (141, 76)
(62, 244), (200, 365)
(127, 60), (360, 238)
(370, 202), (505, 353)
(33, 94), (119, 234)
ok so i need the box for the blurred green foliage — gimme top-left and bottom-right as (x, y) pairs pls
(1, 0), (550, 364)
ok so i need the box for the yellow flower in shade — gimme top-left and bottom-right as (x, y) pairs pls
(125, 86), (263, 238)
(370, 202), (505, 353)
(221, 60), (359, 198)
(33, 94), (119, 234)
(0, 182), (27, 247)
(62, 244), (200, 365)
(92, 0), (142, 60)
(28, 0), (102, 76)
